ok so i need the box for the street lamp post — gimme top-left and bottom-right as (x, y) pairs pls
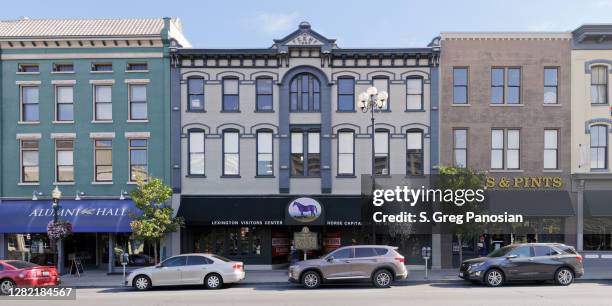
(358, 87), (388, 244)
(51, 186), (62, 270)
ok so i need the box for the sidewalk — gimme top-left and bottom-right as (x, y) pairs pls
(60, 260), (612, 288)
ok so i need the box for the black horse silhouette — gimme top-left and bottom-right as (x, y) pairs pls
(291, 201), (318, 217)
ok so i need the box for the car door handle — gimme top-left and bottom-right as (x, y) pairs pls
(528, 258), (534, 261)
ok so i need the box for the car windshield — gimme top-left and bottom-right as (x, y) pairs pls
(212, 255), (232, 262)
(6, 261), (39, 269)
(487, 246), (514, 257)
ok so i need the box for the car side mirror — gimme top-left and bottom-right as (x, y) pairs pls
(505, 254), (518, 259)
(326, 256), (334, 262)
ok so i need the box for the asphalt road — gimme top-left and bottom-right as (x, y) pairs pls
(3, 281), (612, 306)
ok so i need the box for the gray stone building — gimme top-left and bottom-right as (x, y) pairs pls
(169, 22), (440, 268)
(439, 32), (575, 268)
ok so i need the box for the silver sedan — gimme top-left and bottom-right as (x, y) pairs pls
(126, 253), (245, 290)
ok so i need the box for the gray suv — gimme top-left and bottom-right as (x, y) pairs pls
(288, 245), (408, 289)
(459, 243), (584, 287)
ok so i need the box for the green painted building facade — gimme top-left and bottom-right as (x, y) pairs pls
(0, 18), (189, 273)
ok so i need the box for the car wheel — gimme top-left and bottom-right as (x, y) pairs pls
(554, 267), (574, 286)
(0, 279), (16, 295)
(133, 275), (151, 291)
(484, 269), (504, 287)
(301, 271), (321, 289)
(205, 273), (223, 289)
(372, 269), (393, 288)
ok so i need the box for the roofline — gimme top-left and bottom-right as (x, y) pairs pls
(0, 34), (162, 40)
(441, 32), (572, 40)
(176, 47), (435, 56)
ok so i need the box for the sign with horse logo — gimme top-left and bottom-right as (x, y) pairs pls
(286, 197), (323, 225)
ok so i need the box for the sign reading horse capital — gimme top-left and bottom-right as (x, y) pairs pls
(287, 197), (323, 225)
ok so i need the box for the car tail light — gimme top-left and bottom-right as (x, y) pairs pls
(232, 263), (243, 270)
(395, 257), (405, 264)
(576, 254), (583, 263)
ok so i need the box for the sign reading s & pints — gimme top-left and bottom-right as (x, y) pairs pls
(485, 176), (563, 189)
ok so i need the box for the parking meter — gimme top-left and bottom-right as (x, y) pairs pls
(421, 246), (432, 279)
(120, 253), (129, 286)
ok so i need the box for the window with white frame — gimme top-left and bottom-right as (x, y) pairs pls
(223, 131), (240, 176)
(129, 84), (147, 120)
(94, 85), (112, 121)
(290, 129), (320, 176)
(406, 130), (423, 175)
(491, 129), (520, 170)
(544, 68), (558, 104)
(55, 139), (74, 182)
(373, 77), (390, 110)
(453, 129), (467, 168)
(256, 131), (273, 176)
(544, 129), (558, 170)
(56, 86), (74, 121)
(129, 139), (148, 181)
(591, 66), (608, 104)
(590, 125), (608, 169)
(374, 130), (390, 175)
(21, 140), (39, 183)
(307, 132), (321, 176)
(188, 131), (205, 175)
(337, 131), (354, 176)
(406, 77), (423, 110)
(94, 139), (112, 182)
(21, 86), (39, 122)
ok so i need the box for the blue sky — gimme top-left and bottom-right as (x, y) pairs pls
(1, 0), (611, 48)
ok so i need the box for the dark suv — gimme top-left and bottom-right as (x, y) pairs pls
(288, 245), (407, 289)
(459, 243), (584, 287)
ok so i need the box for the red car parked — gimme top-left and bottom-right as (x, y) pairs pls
(0, 260), (60, 295)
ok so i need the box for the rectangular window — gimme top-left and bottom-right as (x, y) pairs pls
(91, 63), (113, 72)
(129, 84), (147, 120)
(223, 131), (239, 176)
(406, 78), (423, 110)
(406, 131), (423, 175)
(129, 139), (148, 181)
(55, 139), (74, 182)
(491, 67), (521, 104)
(55, 86), (74, 121)
(544, 68), (558, 104)
(127, 62), (148, 71)
(491, 68), (505, 104)
(21, 86), (39, 122)
(591, 66), (608, 104)
(337, 78), (355, 111)
(337, 131), (354, 175)
(188, 78), (205, 111)
(453, 68), (468, 104)
(18, 64), (39, 73)
(590, 125), (608, 169)
(291, 132), (304, 176)
(94, 140), (112, 182)
(53, 63), (74, 72)
(507, 68), (521, 104)
(544, 129), (558, 170)
(222, 78), (239, 111)
(491, 129), (520, 170)
(21, 140), (39, 183)
(373, 77), (390, 110)
(453, 129), (467, 168)
(94, 85), (113, 121)
(188, 131), (205, 175)
(256, 78), (273, 111)
(256, 131), (273, 176)
(374, 131), (389, 175)
(307, 132), (321, 176)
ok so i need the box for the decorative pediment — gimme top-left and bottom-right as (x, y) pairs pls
(272, 21), (336, 52)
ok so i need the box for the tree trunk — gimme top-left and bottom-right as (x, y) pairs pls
(457, 234), (463, 266)
(153, 240), (159, 264)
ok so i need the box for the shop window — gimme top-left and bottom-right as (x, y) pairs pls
(228, 227), (262, 256)
(584, 218), (612, 251)
(374, 130), (389, 175)
(114, 233), (156, 267)
(6, 234), (53, 265)
(406, 130), (423, 175)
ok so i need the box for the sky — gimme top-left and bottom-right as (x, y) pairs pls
(1, 0), (611, 48)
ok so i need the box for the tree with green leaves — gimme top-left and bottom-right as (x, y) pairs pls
(436, 166), (487, 265)
(129, 177), (184, 264)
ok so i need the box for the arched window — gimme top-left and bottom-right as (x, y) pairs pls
(590, 125), (608, 169)
(290, 73), (320, 112)
(591, 66), (608, 104)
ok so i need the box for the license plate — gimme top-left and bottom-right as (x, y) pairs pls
(42, 271), (50, 276)
(459, 272), (464, 277)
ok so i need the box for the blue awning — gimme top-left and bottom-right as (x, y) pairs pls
(0, 199), (140, 233)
